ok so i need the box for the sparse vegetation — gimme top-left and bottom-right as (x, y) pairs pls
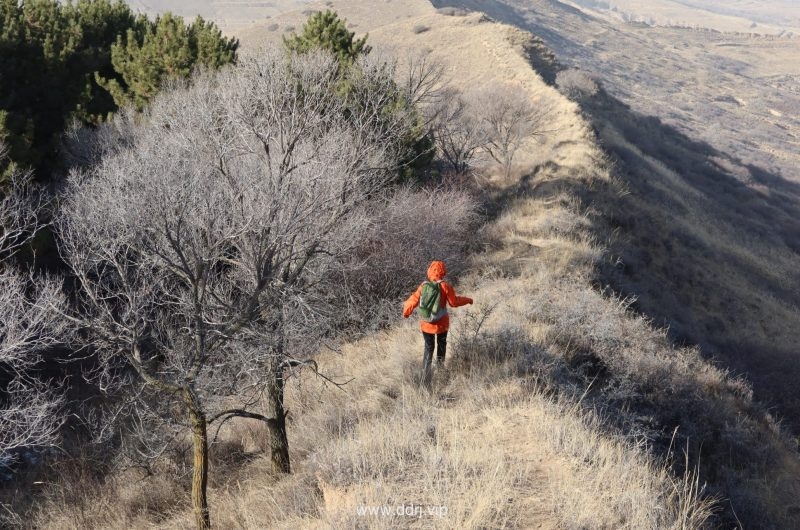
(430, 90), (485, 174)
(3, 2), (800, 529)
(471, 83), (556, 178)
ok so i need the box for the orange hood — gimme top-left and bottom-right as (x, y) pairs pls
(427, 260), (446, 281)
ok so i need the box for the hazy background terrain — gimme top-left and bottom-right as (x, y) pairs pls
(569, 0), (800, 34)
(125, 0), (312, 32)
(430, 0), (800, 430)
(129, 0), (799, 199)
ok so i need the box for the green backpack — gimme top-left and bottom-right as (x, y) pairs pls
(418, 280), (445, 322)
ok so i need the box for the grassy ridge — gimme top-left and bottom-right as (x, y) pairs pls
(21, 6), (800, 529)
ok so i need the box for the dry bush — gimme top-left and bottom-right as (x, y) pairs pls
(436, 7), (469, 17)
(471, 83), (557, 178)
(56, 48), (423, 527)
(34, 467), (186, 530)
(429, 89), (486, 174)
(332, 186), (480, 330)
(0, 155), (69, 482)
(555, 68), (600, 102)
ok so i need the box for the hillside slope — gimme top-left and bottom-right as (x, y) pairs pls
(429, 0), (800, 439)
(26, 3), (800, 529)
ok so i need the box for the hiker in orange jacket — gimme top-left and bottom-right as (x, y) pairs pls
(403, 260), (473, 382)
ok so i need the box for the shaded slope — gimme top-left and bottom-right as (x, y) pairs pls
(431, 0), (800, 434)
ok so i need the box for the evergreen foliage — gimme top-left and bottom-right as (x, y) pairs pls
(97, 13), (238, 111)
(285, 10), (433, 183)
(63, 0), (137, 123)
(0, 0), (236, 181)
(283, 10), (369, 64)
(1, 0), (83, 178)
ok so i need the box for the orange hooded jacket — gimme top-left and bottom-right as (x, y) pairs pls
(403, 261), (473, 334)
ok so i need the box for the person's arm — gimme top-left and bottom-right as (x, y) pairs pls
(442, 282), (473, 308)
(403, 284), (423, 317)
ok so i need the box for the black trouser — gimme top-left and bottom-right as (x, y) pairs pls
(422, 331), (448, 374)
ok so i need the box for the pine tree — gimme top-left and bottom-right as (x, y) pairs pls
(97, 13), (238, 111)
(0, 0), (83, 179)
(283, 10), (369, 65)
(66, 0), (137, 123)
(0, 1), (237, 179)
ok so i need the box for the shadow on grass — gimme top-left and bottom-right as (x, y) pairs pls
(582, 87), (800, 434)
(436, 0), (800, 436)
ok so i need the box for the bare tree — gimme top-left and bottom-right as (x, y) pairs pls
(476, 83), (556, 177)
(57, 51), (416, 529)
(334, 185), (479, 323)
(401, 52), (448, 118)
(431, 90), (486, 174)
(0, 152), (68, 470)
(62, 107), (138, 170)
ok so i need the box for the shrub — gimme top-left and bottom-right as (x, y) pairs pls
(436, 7), (469, 16)
(556, 68), (600, 102)
(332, 186), (480, 330)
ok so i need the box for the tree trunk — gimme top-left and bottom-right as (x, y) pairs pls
(186, 394), (210, 529)
(266, 364), (291, 474)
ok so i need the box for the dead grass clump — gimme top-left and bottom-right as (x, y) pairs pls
(517, 276), (798, 527)
(34, 467), (186, 530)
(555, 68), (600, 102)
(436, 7), (469, 17)
(207, 439), (260, 488)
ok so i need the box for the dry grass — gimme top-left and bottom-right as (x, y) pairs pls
(575, 0), (800, 34)
(16, 3), (800, 529)
(28, 130), (729, 530)
(32, 318), (718, 529)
